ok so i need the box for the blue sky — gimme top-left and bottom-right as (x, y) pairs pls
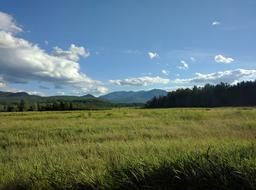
(0, 0), (256, 96)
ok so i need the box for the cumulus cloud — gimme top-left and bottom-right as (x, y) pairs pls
(0, 82), (6, 88)
(148, 52), (159, 59)
(52, 44), (90, 61)
(93, 86), (109, 94)
(212, 21), (221, 26)
(162, 70), (169, 75)
(178, 60), (189, 70)
(214, 54), (234, 64)
(0, 31), (98, 91)
(0, 12), (107, 94)
(174, 69), (256, 85)
(0, 12), (22, 33)
(109, 76), (170, 86)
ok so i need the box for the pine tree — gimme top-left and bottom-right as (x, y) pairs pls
(19, 99), (29, 112)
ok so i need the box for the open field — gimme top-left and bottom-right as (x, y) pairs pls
(0, 108), (256, 190)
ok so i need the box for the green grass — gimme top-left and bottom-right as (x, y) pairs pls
(0, 108), (256, 189)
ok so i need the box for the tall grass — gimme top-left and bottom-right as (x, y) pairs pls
(0, 108), (256, 189)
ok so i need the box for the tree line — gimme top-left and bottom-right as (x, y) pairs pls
(0, 99), (143, 112)
(0, 100), (114, 112)
(146, 80), (256, 108)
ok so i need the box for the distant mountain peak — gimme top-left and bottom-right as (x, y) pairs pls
(0, 91), (30, 97)
(13, 92), (29, 96)
(0, 89), (167, 104)
(99, 89), (167, 103)
(82, 94), (95, 98)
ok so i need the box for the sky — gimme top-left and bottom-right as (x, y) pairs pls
(0, 0), (256, 96)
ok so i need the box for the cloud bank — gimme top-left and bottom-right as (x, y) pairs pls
(174, 69), (256, 85)
(109, 76), (170, 86)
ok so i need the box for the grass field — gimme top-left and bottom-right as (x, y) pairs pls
(0, 108), (256, 190)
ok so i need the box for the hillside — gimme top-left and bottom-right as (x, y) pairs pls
(0, 91), (40, 103)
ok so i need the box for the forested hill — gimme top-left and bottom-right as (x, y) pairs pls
(0, 92), (114, 111)
(146, 80), (256, 108)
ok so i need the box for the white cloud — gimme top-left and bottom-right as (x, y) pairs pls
(27, 91), (45, 96)
(178, 60), (189, 70)
(109, 76), (170, 86)
(148, 52), (159, 59)
(212, 21), (221, 26)
(174, 69), (256, 85)
(94, 86), (108, 94)
(162, 70), (169, 75)
(0, 82), (6, 88)
(0, 12), (22, 33)
(0, 31), (97, 91)
(164, 85), (194, 91)
(0, 12), (106, 94)
(52, 44), (90, 62)
(214, 54), (234, 64)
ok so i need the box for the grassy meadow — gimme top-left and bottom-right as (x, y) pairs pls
(0, 108), (256, 189)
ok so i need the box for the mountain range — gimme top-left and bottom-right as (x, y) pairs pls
(99, 89), (167, 103)
(0, 89), (168, 104)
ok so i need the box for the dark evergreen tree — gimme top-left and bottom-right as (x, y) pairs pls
(19, 99), (29, 112)
(146, 81), (256, 108)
